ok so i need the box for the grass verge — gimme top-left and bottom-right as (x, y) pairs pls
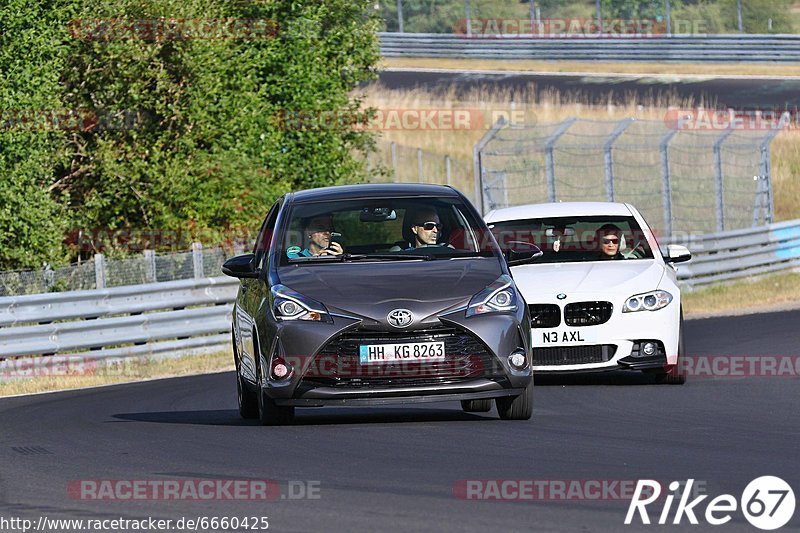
(0, 350), (234, 397)
(683, 270), (800, 318)
(382, 58), (800, 77)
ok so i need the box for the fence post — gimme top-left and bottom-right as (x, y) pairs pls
(144, 249), (157, 283)
(465, 0), (471, 37)
(756, 112), (789, 225)
(713, 127), (735, 232)
(544, 117), (577, 203)
(94, 253), (106, 289)
(603, 117), (634, 202)
(391, 142), (398, 183)
(473, 116), (506, 214)
(417, 148), (424, 183)
(660, 129), (678, 239)
(445, 155), (452, 187)
(396, 0), (404, 33)
(192, 242), (204, 279)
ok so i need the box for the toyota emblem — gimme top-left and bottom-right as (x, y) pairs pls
(387, 309), (414, 328)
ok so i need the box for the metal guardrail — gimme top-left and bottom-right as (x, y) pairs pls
(0, 277), (237, 365)
(1, 220), (799, 370)
(666, 219), (800, 286)
(379, 33), (800, 62)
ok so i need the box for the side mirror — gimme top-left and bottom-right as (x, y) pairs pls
(664, 244), (691, 264)
(505, 241), (543, 267)
(222, 253), (258, 278)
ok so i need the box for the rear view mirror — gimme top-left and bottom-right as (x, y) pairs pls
(545, 227), (575, 237)
(505, 241), (543, 266)
(359, 207), (397, 222)
(222, 253), (259, 278)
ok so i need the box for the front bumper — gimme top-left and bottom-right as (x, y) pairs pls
(528, 301), (680, 373)
(259, 312), (532, 402)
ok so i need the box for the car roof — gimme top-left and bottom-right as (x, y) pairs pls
(288, 183), (461, 203)
(484, 202), (634, 222)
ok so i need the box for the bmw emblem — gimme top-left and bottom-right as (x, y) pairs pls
(557, 293), (567, 300)
(387, 309), (414, 328)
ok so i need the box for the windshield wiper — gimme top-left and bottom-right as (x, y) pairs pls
(289, 253), (433, 263)
(343, 253), (434, 261)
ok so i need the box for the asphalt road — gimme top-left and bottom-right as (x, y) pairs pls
(1, 310), (799, 533)
(377, 69), (800, 110)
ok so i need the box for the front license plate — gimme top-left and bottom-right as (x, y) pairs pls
(536, 328), (597, 346)
(359, 342), (446, 364)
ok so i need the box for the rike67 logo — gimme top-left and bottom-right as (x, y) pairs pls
(625, 477), (795, 530)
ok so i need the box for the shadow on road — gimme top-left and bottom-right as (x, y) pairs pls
(535, 371), (660, 386)
(112, 407), (499, 426)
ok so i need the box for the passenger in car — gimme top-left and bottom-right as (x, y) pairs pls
(596, 224), (624, 260)
(286, 215), (344, 258)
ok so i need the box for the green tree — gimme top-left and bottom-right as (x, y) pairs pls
(0, 0), (76, 269)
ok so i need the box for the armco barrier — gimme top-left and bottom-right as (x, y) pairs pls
(667, 219), (800, 286)
(0, 277), (237, 364)
(379, 33), (800, 62)
(1, 221), (799, 367)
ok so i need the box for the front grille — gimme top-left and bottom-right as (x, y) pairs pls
(533, 344), (617, 366)
(301, 327), (497, 389)
(529, 304), (561, 328)
(564, 301), (613, 326)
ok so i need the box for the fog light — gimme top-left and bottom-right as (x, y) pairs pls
(271, 357), (292, 380)
(642, 342), (657, 356)
(508, 350), (527, 370)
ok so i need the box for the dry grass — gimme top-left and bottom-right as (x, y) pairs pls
(382, 58), (800, 77)
(683, 270), (800, 317)
(0, 350), (233, 397)
(362, 83), (800, 221)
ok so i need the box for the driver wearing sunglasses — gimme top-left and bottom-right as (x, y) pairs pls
(411, 207), (443, 248)
(597, 223), (624, 260)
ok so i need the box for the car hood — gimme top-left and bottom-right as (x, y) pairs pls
(512, 259), (665, 300)
(277, 258), (503, 326)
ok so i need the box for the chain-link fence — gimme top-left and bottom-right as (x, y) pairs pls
(476, 116), (784, 237)
(0, 244), (241, 297)
(368, 141), (474, 202)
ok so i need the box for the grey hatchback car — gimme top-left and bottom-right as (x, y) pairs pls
(222, 184), (536, 424)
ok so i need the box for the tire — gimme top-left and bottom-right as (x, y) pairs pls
(461, 399), (493, 413)
(656, 309), (687, 385)
(257, 383), (295, 426)
(233, 331), (258, 419)
(496, 384), (533, 420)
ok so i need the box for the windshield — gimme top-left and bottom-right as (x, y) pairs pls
(488, 216), (654, 264)
(280, 197), (499, 265)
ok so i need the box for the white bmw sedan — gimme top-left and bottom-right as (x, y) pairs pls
(485, 202), (691, 383)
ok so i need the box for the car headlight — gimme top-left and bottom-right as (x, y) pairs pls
(466, 275), (519, 317)
(271, 285), (332, 322)
(623, 290), (673, 313)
